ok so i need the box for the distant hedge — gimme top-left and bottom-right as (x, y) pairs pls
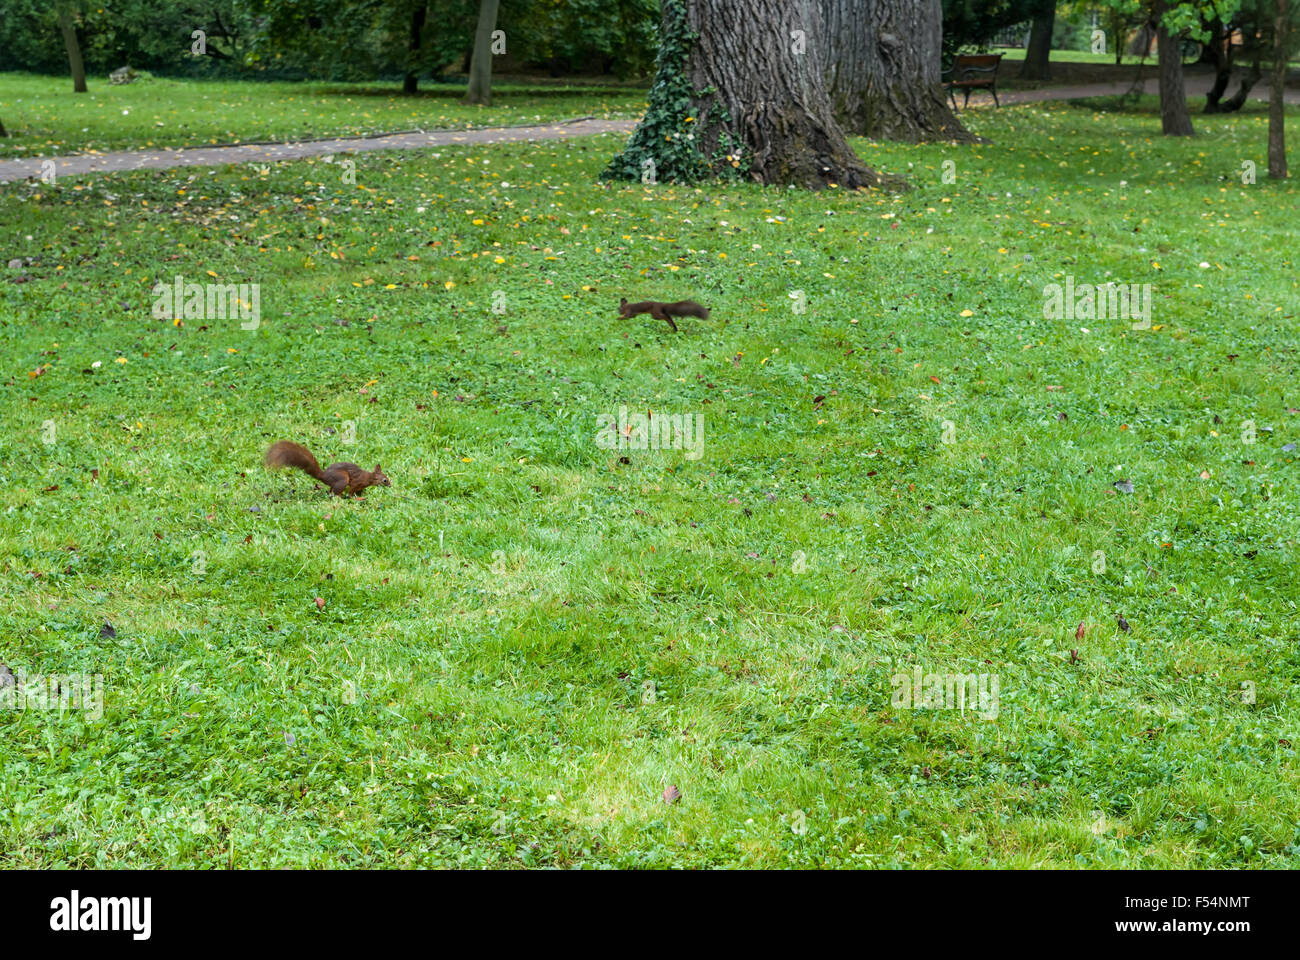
(0, 0), (661, 81)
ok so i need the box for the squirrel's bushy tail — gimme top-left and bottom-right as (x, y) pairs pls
(265, 440), (326, 481)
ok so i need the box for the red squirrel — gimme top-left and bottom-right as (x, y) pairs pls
(264, 440), (390, 497)
(618, 298), (710, 333)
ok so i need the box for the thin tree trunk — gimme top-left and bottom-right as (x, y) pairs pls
(0, 117), (7, 137)
(1203, 19), (1230, 111)
(1130, 21), (1155, 56)
(464, 0), (501, 106)
(57, 3), (88, 93)
(1220, 54), (1262, 112)
(822, 0), (972, 142)
(403, 3), (427, 95)
(1269, 0), (1289, 178)
(1156, 5), (1194, 135)
(1020, 3), (1056, 80)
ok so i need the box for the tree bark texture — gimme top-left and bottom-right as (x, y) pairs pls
(821, 0), (972, 142)
(1020, 4), (1056, 80)
(1269, 0), (1289, 178)
(1156, 6), (1194, 135)
(465, 0), (501, 105)
(684, 0), (884, 188)
(403, 3), (427, 95)
(58, 3), (88, 93)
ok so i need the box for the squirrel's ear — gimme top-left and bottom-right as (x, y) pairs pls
(374, 464), (382, 473)
(619, 297), (627, 306)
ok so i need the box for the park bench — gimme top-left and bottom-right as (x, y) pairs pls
(944, 53), (1003, 110)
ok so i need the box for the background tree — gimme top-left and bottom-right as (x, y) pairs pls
(0, 1), (255, 77)
(248, 0), (476, 85)
(605, 0), (890, 190)
(0, 0), (659, 82)
(57, 1), (88, 92)
(1019, 0), (1056, 79)
(464, 0), (501, 105)
(1201, 6), (1266, 112)
(1154, 1), (1196, 133)
(403, 3), (428, 95)
(1098, 1), (1242, 135)
(509, 0), (659, 78)
(1268, 0), (1296, 177)
(822, 0), (973, 142)
(941, 0), (1043, 61)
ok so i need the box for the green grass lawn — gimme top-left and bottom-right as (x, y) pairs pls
(0, 72), (647, 158)
(993, 46), (1153, 66)
(1, 96), (1298, 868)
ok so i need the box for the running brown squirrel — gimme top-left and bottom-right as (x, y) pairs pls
(618, 298), (710, 333)
(264, 440), (390, 497)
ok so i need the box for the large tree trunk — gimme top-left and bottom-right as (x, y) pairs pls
(1020, 3), (1056, 81)
(607, 0), (890, 189)
(403, 3), (427, 95)
(464, 0), (501, 106)
(57, 3), (88, 93)
(1269, 0), (1289, 179)
(692, 0), (886, 187)
(821, 0), (971, 142)
(1155, 5), (1194, 135)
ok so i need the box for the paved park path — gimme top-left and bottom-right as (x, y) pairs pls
(984, 71), (1300, 109)
(0, 74), (1294, 184)
(0, 116), (635, 184)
